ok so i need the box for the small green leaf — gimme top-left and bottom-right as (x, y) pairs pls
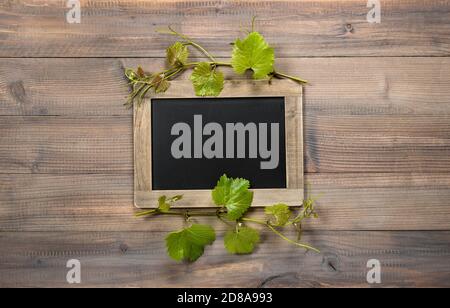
(224, 226), (260, 254)
(168, 195), (183, 202)
(167, 42), (189, 67)
(152, 75), (171, 93)
(157, 195), (183, 213)
(125, 68), (138, 81)
(190, 62), (224, 97)
(158, 196), (171, 213)
(231, 32), (275, 79)
(212, 175), (253, 220)
(156, 79), (170, 93)
(265, 204), (292, 227)
(136, 66), (146, 78)
(166, 224), (216, 262)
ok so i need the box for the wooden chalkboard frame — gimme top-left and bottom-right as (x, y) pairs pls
(134, 80), (303, 208)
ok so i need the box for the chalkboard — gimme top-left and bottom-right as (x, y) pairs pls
(151, 97), (287, 190)
(133, 80), (303, 209)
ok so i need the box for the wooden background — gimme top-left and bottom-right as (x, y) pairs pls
(0, 0), (449, 288)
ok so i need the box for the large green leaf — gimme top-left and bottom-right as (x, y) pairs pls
(166, 42), (189, 67)
(231, 32), (275, 79)
(212, 175), (253, 220)
(224, 226), (260, 254)
(190, 62), (224, 97)
(265, 204), (292, 227)
(165, 224), (216, 262)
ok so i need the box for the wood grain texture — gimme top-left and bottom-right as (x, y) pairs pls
(1, 0), (449, 288)
(1, 57), (450, 117)
(0, 231), (449, 287)
(1, 173), (449, 232)
(0, 0), (449, 57)
(0, 116), (133, 174)
(1, 115), (449, 174)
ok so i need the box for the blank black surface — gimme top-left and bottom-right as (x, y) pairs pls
(151, 97), (287, 190)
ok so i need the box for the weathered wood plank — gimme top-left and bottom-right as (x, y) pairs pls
(0, 231), (449, 287)
(1, 173), (449, 231)
(1, 115), (449, 174)
(0, 0), (449, 57)
(0, 117), (133, 174)
(1, 58), (450, 117)
(305, 115), (450, 173)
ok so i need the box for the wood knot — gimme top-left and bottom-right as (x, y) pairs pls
(322, 253), (340, 273)
(9, 80), (27, 105)
(345, 23), (354, 34)
(31, 162), (40, 174)
(119, 243), (129, 253)
(35, 259), (44, 266)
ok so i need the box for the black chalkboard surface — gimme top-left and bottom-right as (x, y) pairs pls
(151, 97), (287, 190)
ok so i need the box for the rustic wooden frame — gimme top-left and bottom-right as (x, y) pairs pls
(134, 79), (303, 208)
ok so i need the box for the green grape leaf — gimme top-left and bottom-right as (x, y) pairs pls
(136, 66), (146, 78)
(165, 224), (216, 262)
(225, 191), (254, 221)
(125, 68), (138, 82)
(265, 204), (292, 227)
(166, 42), (189, 67)
(231, 32), (275, 79)
(190, 62), (224, 97)
(212, 175), (250, 205)
(212, 175), (253, 220)
(157, 196), (171, 213)
(158, 195), (183, 213)
(152, 75), (171, 93)
(155, 79), (170, 93)
(224, 226), (260, 254)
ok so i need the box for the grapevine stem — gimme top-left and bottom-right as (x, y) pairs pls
(184, 43), (217, 63)
(136, 209), (220, 217)
(242, 217), (320, 253)
(165, 67), (184, 80)
(137, 210), (319, 253)
(267, 224), (320, 253)
(164, 26), (218, 62)
(137, 209), (235, 228)
(273, 71), (308, 84)
(217, 215), (236, 228)
(184, 62), (232, 68)
(160, 27), (308, 85)
(135, 209), (157, 217)
(241, 217), (267, 225)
